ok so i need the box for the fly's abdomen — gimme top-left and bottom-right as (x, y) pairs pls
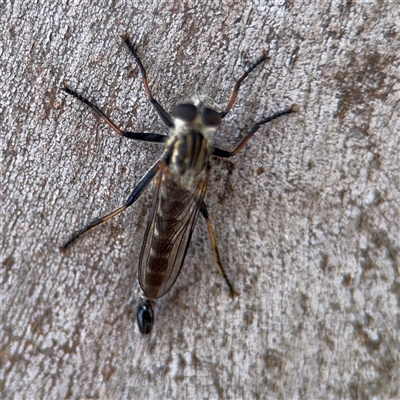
(138, 166), (209, 300)
(144, 218), (175, 298)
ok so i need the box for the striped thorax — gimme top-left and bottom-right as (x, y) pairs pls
(164, 102), (222, 189)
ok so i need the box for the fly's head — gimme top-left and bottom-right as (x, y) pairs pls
(172, 101), (221, 137)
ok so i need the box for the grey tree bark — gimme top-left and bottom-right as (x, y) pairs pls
(1, 1), (399, 399)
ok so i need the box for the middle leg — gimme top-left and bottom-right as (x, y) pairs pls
(61, 83), (168, 143)
(212, 105), (295, 158)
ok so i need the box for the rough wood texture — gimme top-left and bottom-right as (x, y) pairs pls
(2, 1), (399, 399)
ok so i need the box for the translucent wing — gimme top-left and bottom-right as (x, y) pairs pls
(138, 164), (209, 299)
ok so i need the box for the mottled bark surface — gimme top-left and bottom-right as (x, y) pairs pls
(2, 1), (399, 399)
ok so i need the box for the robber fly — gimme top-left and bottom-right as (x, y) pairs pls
(61, 33), (294, 334)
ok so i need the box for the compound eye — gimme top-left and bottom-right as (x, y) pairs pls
(203, 107), (221, 127)
(173, 103), (197, 122)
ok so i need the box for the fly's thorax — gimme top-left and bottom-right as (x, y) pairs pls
(166, 126), (211, 189)
(164, 102), (222, 189)
(172, 128), (210, 187)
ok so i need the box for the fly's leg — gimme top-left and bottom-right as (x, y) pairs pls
(200, 202), (235, 295)
(121, 33), (174, 128)
(61, 160), (164, 249)
(212, 105), (295, 158)
(220, 51), (271, 118)
(61, 83), (168, 143)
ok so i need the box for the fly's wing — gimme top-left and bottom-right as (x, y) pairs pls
(138, 164), (209, 299)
